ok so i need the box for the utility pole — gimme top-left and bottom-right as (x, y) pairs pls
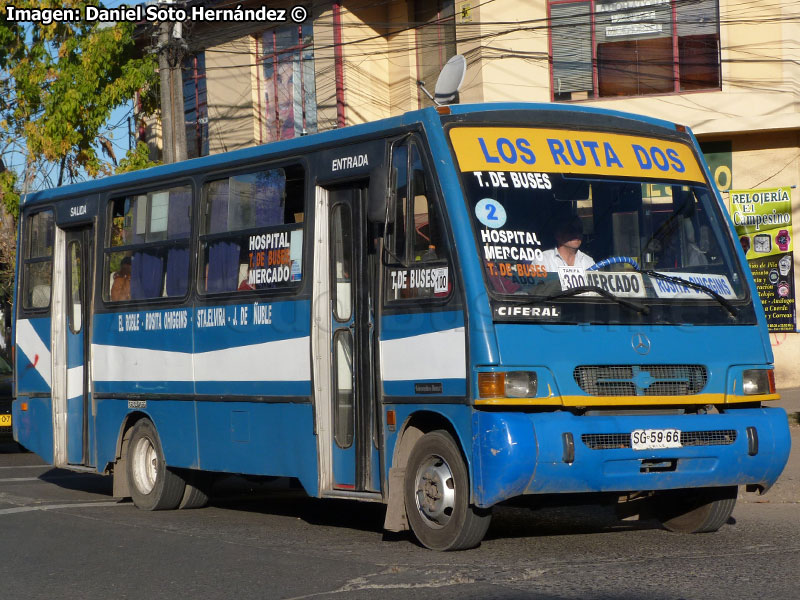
(156, 0), (188, 164)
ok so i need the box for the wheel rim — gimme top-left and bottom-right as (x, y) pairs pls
(131, 435), (158, 495)
(413, 454), (456, 529)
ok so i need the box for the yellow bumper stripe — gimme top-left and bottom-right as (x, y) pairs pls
(474, 393), (781, 407)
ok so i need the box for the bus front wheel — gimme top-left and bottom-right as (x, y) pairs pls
(404, 430), (491, 550)
(126, 419), (186, 511)
(652, 486), (738, 533)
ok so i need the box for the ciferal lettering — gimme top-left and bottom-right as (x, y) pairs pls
(496, 305), (560, 318)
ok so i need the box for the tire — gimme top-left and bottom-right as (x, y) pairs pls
(126, 419), (186, 511)
(653, 486), (738, 533)
(178, 471), (212, 509)
(403, 430), (491, 551)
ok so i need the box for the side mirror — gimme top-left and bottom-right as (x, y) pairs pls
(367, 167), (388, 224)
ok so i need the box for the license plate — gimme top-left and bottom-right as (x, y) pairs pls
(0, 414), (10, 427)
(631, 428), (681, 450)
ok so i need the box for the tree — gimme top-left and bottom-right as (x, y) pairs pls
(0, 1), (160, 354)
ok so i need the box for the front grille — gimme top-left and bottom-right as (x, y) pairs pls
(681, 429), (737, 446)
(581, 429), (737, 450)
(574, 365), (708, 396)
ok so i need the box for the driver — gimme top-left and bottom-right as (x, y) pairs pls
(541, 215), (595, 271)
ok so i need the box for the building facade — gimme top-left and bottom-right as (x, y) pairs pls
(142, 0), (800, 384)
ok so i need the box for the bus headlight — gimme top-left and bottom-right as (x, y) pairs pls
(478, 371), (537, 398)
(742, 369), (775, 395)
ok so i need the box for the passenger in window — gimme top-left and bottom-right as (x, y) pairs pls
(684, 220), (709, 267)
(541, 216), (595, 271)
(111, 256), (132, 301)
(697, 225), (720, 264)
(237, 264), (254, 291)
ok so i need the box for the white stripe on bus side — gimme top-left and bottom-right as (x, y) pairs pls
(92, 344), (193, 383)
(66, 366), (83, 399)
(15, 318), (53, 387)
(91, 335), (312, 383)
(380, 327), (466, 382)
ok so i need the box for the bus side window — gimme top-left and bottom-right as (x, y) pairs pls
(388, 144), (408, 262)
(22, 210), (55, 310)
(199, 164), (305, 294)
(104, 186), (192, 302)
(385, 141), (451, 302)
(409, 144), (444, 262)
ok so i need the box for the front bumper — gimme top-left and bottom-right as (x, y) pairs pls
(472, 407), (791, 508)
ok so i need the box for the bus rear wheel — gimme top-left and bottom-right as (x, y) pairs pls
(178, 471), (212, 509)
(126, 419), (186, 511)
(404, 430), (491, 551)
(652, 486), (738, 533)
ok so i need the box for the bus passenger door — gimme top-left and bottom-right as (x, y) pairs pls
(326, 186), (379, 492)
(63, 227), (93, 466)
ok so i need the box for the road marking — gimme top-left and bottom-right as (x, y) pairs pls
(283, 565), (551, 599)
(0, 501), (122, 515)
(0, 474), (102, 483)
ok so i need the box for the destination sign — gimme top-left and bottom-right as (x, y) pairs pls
(449, 127), (705, 183)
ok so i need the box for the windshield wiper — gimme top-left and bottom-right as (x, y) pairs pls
(638, 269), (738, 317)
(545, 285), (650, 315)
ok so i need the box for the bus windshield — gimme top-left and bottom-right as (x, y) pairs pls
(448, 126), (749, 323)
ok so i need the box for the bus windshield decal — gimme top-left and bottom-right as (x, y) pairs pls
(557, 267), (646, 298)
(650, 271), (736, 299)
(449, 127), (705, 183)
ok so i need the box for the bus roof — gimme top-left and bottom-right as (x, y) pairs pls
(22, 102), (681, 206)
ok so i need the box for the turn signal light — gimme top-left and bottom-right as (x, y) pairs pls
(478, 372), (505, 398)
(20, 402), (28, 411)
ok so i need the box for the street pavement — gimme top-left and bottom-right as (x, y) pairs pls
(775, 385), (800, 416)
(1, 391), (798, 599)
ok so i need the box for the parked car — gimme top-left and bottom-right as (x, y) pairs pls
(0, 354), (12, 440)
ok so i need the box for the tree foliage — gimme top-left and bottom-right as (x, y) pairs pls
(0, 0), (159, 217)
(0, 1), (159, 345)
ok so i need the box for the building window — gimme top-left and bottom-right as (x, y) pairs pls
(260, 23), (317, 142)
(550, 0), (721, 101)
(415, 0), (457, 107)
(183, 53), (208, 158)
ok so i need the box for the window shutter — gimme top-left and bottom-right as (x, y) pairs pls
(551, 2), (593, 96)
(677, 0), (719, 37)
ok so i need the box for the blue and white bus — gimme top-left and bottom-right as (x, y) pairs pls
(12, 103), (791, 550)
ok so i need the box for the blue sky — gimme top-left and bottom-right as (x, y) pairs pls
(100, 0), (149, 171)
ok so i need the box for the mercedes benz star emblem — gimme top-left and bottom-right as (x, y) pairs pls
(632, 333), (651, 355)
